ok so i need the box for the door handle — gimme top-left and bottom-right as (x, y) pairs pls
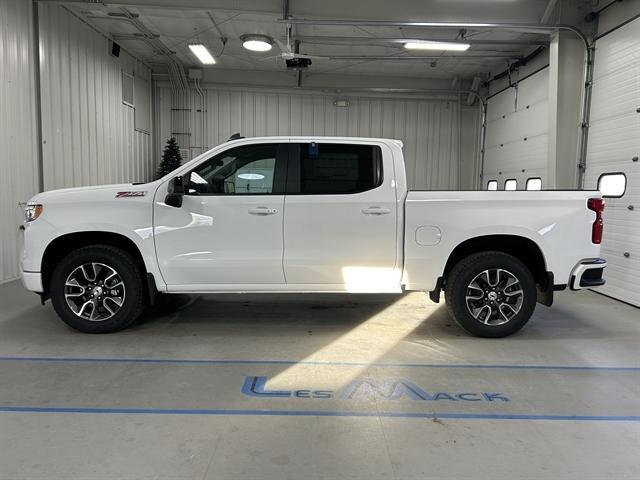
(362, 206), (391, 215)
(248, 207), (278, 215)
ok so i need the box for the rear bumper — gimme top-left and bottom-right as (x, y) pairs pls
(569, 258), (607, 291)
(20, 269), (43, 292)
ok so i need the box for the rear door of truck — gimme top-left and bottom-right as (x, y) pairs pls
(282, 140), (401, 291)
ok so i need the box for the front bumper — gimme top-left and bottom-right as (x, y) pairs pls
(569, 258), (607, 291)
(20, 269), (43, 292)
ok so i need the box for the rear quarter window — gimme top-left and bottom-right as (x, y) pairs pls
(296, 143), (382, 194)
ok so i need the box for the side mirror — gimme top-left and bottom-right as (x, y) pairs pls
(165, 175), (185, 208)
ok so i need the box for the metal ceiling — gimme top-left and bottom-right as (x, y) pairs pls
(55, 0), (592, 82)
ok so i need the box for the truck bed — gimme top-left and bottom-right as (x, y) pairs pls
(401, 190), (601, 292)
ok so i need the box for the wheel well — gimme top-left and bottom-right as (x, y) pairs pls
(41, 232), (148, 294)
(443, 235), (549, 289)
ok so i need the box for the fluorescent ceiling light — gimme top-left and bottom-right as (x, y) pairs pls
(188, 43), (216, 65)
(241, 34), (273, 52)
(404, 41), (470, 51)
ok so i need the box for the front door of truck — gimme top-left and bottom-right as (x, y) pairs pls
(282, 142), (401, 292)
(153, 142), (287, 288)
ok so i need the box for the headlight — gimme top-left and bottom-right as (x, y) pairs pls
(24, 204), (43, 222)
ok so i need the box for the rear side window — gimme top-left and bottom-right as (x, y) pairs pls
(292, 143), (382, 194)
(487, 180), (498, 190)
(598, 172), (626, 198)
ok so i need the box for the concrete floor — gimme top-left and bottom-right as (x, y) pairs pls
(0, 280), (639, 480)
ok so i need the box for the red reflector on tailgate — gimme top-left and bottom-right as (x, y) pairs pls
(587, 198), (605, 244)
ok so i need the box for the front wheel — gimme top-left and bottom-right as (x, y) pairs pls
(444, 251), (536, 338)
(50, 245), (146, 333)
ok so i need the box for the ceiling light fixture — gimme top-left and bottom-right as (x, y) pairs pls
(404, 41), (470, 51)
(188, 43), (216, 65)
(241, 34), (273, 52)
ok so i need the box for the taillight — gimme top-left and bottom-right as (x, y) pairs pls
(587, 198), (605, 244)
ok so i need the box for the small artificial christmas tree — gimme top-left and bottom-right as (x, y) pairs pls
(155, 137), (183, 179)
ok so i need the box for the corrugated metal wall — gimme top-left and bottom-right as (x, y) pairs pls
(0, 0), (40, 283)
(38, 3), (153, 190)
(155, 87), (463, 190)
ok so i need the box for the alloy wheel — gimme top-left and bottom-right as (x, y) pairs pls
(465, 268), (524, 326)
(64, 262), (126, 321)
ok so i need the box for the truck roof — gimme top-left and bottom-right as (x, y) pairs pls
(226, 135), (404, 148)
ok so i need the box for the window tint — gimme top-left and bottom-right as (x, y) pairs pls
(526, 177), (542, 190)
(598, 173), (626, 198)
(504, 179), (517, 191)
(188, 144), (279, 195)
(487, 180), (498, 190)
(296, 143), (382, 194)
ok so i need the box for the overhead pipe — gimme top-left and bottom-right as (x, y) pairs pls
(292, 35), (549, 46)
(115, 8), (190, 153)
(326, 54), (523, 60)
(278, 19), (589, 45)
(280, 17), (593, 188)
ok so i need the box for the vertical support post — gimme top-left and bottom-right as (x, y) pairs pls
(547, 31), (587, 188)
(32, 0), (44, 192)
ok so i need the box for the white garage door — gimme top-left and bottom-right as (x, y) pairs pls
(483, 68), (549, 191)
(584, 18), (640, 306)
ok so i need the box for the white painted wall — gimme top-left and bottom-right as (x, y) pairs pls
(0, 0), (40, 283)
(38, 4), (154, 190)
(155, 86), (472, 190)
(483, 68), (549, 190)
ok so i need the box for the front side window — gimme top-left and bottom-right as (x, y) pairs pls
(188, 144), (280, 195)
(292, 143), (382, 194)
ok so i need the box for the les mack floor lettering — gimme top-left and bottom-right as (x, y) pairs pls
(241, 376), (510, 402)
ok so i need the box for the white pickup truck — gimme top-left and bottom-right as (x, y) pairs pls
(21, 136), (607, 337)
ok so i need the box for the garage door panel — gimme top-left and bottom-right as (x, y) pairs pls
(486, 89), (516, 122)
(484, 68), (549, 186)
(585, 17), (640, 307)
(586, 114), (639, 164)
(485, 100), (548, 147)
(483, 166), (547, 190)
(484, 134), (548, 174)
(592, 20), (640, 81)
(516, 69), (549, 107)
(590, 67), (640, 122)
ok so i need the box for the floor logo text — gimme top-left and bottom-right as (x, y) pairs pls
(241, 376), (510, 402)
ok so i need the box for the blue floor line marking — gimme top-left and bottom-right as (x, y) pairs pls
(0, 356), (639, 371)
(0, 405), (639, 421)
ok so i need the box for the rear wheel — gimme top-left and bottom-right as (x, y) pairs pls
(444, 251), (536, 338)
(50, 245), (145, 333)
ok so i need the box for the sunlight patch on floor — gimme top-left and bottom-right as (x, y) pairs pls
(267, 294), (438, 391)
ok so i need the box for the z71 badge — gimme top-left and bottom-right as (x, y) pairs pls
(115, 191), (147, 198)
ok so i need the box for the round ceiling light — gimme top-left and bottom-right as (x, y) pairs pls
(241, 34), (273, 52)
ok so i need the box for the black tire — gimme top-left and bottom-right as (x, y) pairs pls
(50, 245), (146, 333)
(444, 251), (536, 338)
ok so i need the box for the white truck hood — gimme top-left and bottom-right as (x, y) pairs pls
(29, 183), (157, 204)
